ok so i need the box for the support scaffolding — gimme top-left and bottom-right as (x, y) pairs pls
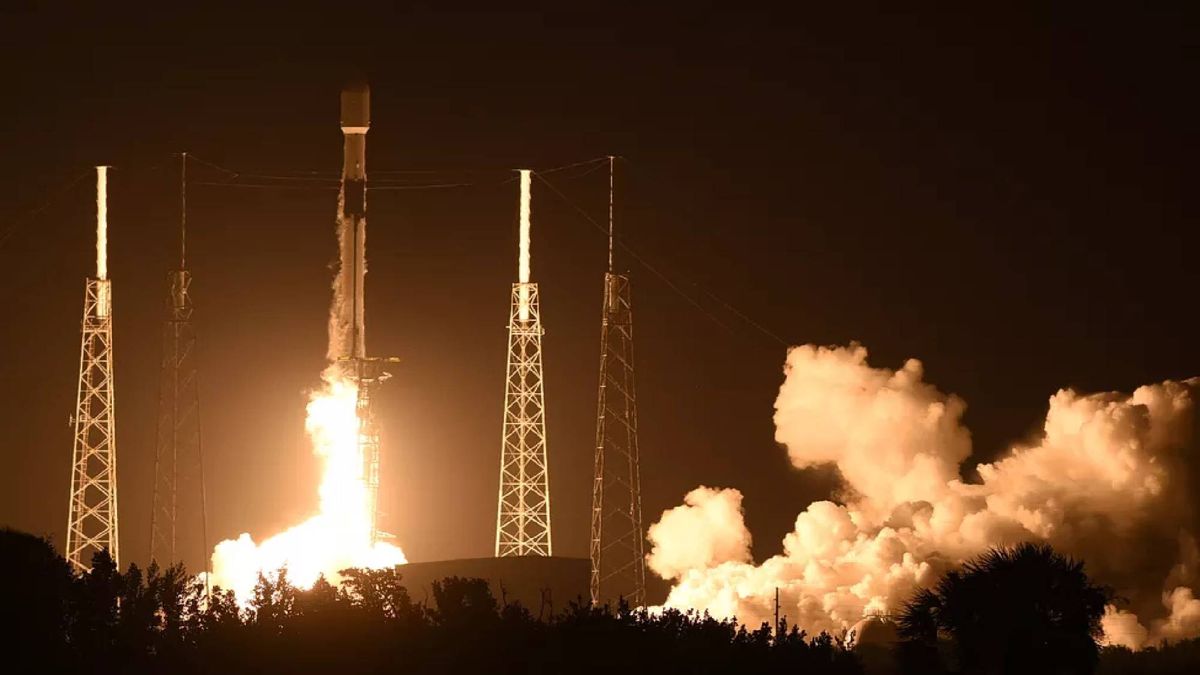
(495, 282), (552, 557)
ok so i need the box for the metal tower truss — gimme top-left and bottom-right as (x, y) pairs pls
(67, 278), (119, 572)
(150, 269), (207, 568)
(339, 355), (400, 544)
(495, 282), (552, 557)
(590, 271), (646, 606)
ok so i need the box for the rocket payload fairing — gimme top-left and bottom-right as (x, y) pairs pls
(330, 82), (370, 363)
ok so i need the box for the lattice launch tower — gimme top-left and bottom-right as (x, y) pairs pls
(495, 170), (553, 557)
(66, 166), (120, 572)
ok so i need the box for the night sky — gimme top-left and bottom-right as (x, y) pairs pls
(0, 6), (1195, 598)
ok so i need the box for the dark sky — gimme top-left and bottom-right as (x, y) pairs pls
(0, 6), (1195, 597)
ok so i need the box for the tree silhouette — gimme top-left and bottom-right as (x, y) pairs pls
(898, 542), (1113, 675)
(0, 525), (940, 674)
(0, 529), (73, 671)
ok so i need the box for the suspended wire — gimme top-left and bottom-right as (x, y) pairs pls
(619, 157), (790, 347)
(223, 173), (341, 183)
(180, 154), (611, 190)
(2, 153), (789, 358)
(533, 172), (742, 338)
(192, 180), (477, 191)
(537, 155), (611, 175)
(695, 283), (788, 346)
(549, 158), (610, 182)
(533, 170), (788, 347)
(370, 182), (475, 191)
(192, 181), (337, 190)
(0, 168), (95, 252)
(185, 154), (240, 180)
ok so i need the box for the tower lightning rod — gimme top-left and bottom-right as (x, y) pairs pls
(96, 166), (108, 281)
(180, 152), (187, 269)
(608, 155), (614, 273)
(518, 168), (532, 321)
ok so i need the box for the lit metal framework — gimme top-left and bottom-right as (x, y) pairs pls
(590, 157), (647, 606)
(339, 355), (400, 544)
(67, 167), (119, 572)
(495, 281), (553, 557)
(150, 153), (208, 569)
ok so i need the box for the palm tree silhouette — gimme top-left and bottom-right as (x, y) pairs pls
(898, 542), (1112, 675)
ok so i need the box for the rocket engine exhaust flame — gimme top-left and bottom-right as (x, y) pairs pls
(209, 368), (405, 604)
(647, 343), (1200, 649)
(208, 84), (405, 603)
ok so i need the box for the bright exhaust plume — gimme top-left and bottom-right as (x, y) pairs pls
(208, 197), (404, 603)
(209, 369), (405, 603)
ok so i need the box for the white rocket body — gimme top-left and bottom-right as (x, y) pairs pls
(330, 84), (370, 361)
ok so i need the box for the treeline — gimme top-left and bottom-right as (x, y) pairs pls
(4, 528), (1200, 674)
(1, 529), (858, 674)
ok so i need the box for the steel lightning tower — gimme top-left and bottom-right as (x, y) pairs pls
(334, 82), (395, 544)
(66, 166), (120, 573)
(150, 153), (209, 570)
(495, 170), (553, 557)
(590, 157), (646, 606)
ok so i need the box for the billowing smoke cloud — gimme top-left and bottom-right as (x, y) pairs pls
(648, 344), (1200, 648)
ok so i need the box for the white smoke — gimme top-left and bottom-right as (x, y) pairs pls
(648, 343), (1200, 647)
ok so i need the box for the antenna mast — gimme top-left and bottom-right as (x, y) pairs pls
(590, 156), (647, 606)
(150, 153), (209, 572)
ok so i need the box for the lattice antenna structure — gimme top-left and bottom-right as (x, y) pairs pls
(495, 170), (553, 557)
(150, 153), (209, 571)
(66, 166), (120, 572)
(590, 156), (647, 606)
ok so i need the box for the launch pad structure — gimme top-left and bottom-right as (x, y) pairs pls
(66, 166), (120, 573)
(495, 171), (553, 558)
